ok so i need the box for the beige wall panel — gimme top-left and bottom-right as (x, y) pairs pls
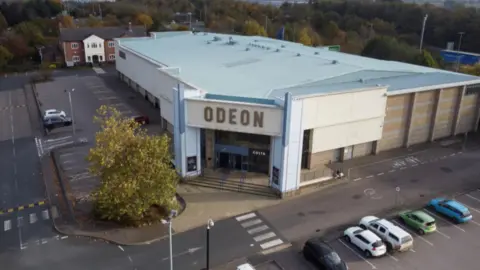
(462, 94), (477, 106)
(416, 91), (436, 102)
(409, 127), (430, 145)
(434, 120), (453, 139)
(385, 108), (408, 119)
(382, 120), (406, 133)
(352, 142), (373, 158)
(442, 87), (460, 98)
(387, 94), (410, 106)
(437, 100), (456, 111)
(457, 116), (475, 134)
(414, 103), (435, 115)
(309, 150), (335, 169)
(378, 137), (404, 151)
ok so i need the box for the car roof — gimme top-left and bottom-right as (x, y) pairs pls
(377, 219), (410, 236)
(45, 109), (58, 112)
(445, 200), (469, 212)
(359, 230), (381, 242)
(411, 210), (435, 222)
(306, 238), (333, 252)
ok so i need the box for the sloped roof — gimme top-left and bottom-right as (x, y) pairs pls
(59, 26), (146, 41)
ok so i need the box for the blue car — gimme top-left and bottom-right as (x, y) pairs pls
(428, 198), (472, 223)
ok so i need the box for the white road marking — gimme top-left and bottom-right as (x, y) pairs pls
(353, 178), (362, 182)
(386, 253), (399, 261)
(241, 219), (262, 228)
(60, 236), (68, 240)
(128, 256), (133, 262)
(59, 153), (74, 158)
(366, 175), (374, 179)
(434, 229), (451, 239)
(29, 213), (37, 224)
(450, 153), (456, 156)
(118, 110), (133, 115)
(388, 170), (396, 173)
(17, 216), (24, 227)
(466, 194), (480, 203)
(4, 220), (11, 231)
(260, 239), (283, 249)
(469, 220), (480, 227)
(45, 136), (72, 143)
(391, 220), (434, 246)
(253, 232), (276, 242)
(440, 156), (446, 159)
(410, 248), (416, 252)
(411, 164), (418, 167)
(423, 209), (466, 232)
(41, 239), (48, 244)
(42, 210), (50, 220)
(400, 167), (407, 170)
(62, 160), (75, 164)
(118, 245), (124, 252)
(338, 239), (376, 269)
(98, 96), (118, 100)
(247, 225), (269, 234)
(236, 212), (256, 221)
(93, 91), (112, 94)
(377, 173), (384, 176)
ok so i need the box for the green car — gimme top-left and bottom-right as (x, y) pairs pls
(399, 210), (436, 235)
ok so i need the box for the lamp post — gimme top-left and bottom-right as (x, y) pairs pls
(64, 88), (75, 136)
(206, 219), (214, 270)
(161, 210), (178, 270)
(419, 14), (428, 51)
(455, 32), (465, 72)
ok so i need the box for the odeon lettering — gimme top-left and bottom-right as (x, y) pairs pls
(203, 106), (264, 128)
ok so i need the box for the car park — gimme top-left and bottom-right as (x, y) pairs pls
(44, 109), (66, 119)
(302, 237), (347, 270)
(428, 198), (472, 223)
(343, 226), (386, 257)
(359, 216), (413, 252)
(398, 210), (436, 235)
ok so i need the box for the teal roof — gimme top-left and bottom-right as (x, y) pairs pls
(119, 32), (480, 99)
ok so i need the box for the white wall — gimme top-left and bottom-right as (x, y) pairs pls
(185, 99), (283, 136)
(282, 99), (303, 192)
(302, 87), (387, 153)
(83, 35), (105, 62)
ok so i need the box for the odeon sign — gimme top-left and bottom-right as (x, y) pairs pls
(203, 106), (264, 128)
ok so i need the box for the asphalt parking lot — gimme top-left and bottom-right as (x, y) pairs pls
(257, 189), (480, 270)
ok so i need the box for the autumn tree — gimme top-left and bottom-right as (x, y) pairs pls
(88, 106), (179, 226)
(1, 33), (32, 63)
(0, 45), (13, 69)
(14, 22), (45, 46)
(85, 15), (103, 27)
(135, 13), (153, 29)
(243, 19), (267, 36)
(103, 14), (120, 26)
(414, 50), (439, 68)
(297, 27), (313, 46)
(58, 15), (75, 28)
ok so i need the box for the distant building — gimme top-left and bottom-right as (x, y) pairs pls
(440, 50), (480, 66)
(59, 23), (146, 67)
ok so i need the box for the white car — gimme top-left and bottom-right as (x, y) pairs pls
(359, 216), (413, 252)
(344, 226), (387, 257)
(44, 109), (66, 119)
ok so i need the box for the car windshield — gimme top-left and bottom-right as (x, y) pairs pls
(461, 211), (471, 217)
(401, 236), (413, 244)
(324, 252), (342, 265)
(372, 241), (383, 248)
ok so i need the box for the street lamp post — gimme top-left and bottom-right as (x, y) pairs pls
(455, 32), (465, 72)
(419, 14), (428, 51)
(64, 88), (75, 136)
(206, 219), (214, 270)
(161, 210), (178, 270)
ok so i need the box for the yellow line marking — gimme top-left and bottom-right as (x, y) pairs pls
(0, 211), (3, 214)
(38, 201), (45, 205)
(28, 204), (34, 208)
(18, 206), (24, 210)
(7, 209), (14, 213)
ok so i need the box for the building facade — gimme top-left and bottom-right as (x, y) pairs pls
(59, 24), (145, 67)
(115, 32), (480, 196)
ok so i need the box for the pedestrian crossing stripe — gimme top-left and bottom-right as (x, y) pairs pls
(0, 105), (26, 111)
(0, 200), (48, 215)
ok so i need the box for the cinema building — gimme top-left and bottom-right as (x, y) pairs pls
(114, 31), (480, 196)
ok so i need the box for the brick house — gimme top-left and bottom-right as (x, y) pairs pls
(59, 24), (146, 67)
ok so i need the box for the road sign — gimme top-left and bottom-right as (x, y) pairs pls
(327, 45), (341, 52)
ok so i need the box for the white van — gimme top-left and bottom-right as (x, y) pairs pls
(237, 263), (256, 270)
(359, 216), (414, 252)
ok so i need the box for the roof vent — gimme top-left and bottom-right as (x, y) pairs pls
(314, 52), (319, 55)
(332, 60), (338, 64)
(207, 41), (211, 44)
(246, 47), (250, 51)
(227, 37), (238, 45)
(296, 53), (301, 56)
(359, 78), (365, 83)
(275, 48), (280, 52)
(203, 32), (208, 35)
(213, 36), (222, 41)
(281, 45), (286, 48)
(254, 39), (259, 42)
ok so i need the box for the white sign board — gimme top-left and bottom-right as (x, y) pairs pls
(185, 99), (283, 136)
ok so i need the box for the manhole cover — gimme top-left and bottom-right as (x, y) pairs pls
(440, 167), (453, 173)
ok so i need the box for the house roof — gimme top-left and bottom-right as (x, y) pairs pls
(118, 31), (480, 99)
(59, 26), (146, 42)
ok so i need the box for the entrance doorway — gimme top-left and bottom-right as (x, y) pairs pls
(92, 55), (99, 64)
(216, 152), (247, 171)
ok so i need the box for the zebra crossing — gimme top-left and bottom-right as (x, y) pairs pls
(92, 67), (106, 74)
(34, 136), (89, 157)
(235, 212), (285, 251)
(2, 209), (51, 232)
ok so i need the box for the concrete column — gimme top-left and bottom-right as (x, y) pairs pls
(205, 129), (215, 169)
(429, 89), (443, 141)
(453, 86), (466, 136)
(372, 141), (380, 155)
(474, 93), (480, 132)
(405, 92), (418, 147)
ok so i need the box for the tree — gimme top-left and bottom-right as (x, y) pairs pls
(103, 14), (121, 26)
(14, 21), (45, 46)
(88, 106), (178, 226)
(414, 50), (439, 68)
(321, 21), (340, 40)
(0, 12), (7, 32)
(58, 15), (75, 28)
(0, 45), (13, 69)
(297, 27), (312, 46)
(1, 33), (32, 62)
(243, 19), (267, 36)
(361, 36), (418, 63)
(85, 15), (103, 27)
(135, 13), (153, 29)
(459, 64), (480, 76)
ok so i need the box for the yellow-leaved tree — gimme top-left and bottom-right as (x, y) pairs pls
(297, 27), (313, 46)
(135, 13), (153, 30)
(243, 19), (267, 36)
(88, 106), (178, 226)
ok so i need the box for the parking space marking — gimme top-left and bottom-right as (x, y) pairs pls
(337, 239), (376, 269)
(391, 220), (434, 246)
(98, 96), (118, 101)
(386, 253), (399, 262)
(457, 201), (480, 214)
(434, 229), (451, 239)
(423, 209), (466, 232)
(59, 152), (74, 158)
(466, 194), (480, 203)
(93, 90), (112, 94)
(469, 220), (480, 227)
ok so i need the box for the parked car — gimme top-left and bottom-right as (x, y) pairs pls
(303, 237), (347, 270)
(359, 216), (413, 252)
(398, 210), (436, 235)
(344, 226), (386, 257)
(428, 198), (472, 223)
(132, 115), (150, 125)
(44, 109), (66, 119)
(43, 115), (72, 131)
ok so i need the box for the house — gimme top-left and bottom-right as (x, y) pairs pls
(59, 23), (146, 67)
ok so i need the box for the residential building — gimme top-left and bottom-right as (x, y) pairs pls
(59, 24), (146, 67)
(115, 31), (480, 197)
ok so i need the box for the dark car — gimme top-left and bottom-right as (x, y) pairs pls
(132, 115), (150, 125)
(303, 238), (347, 270)
(43, 115), (72, 131)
